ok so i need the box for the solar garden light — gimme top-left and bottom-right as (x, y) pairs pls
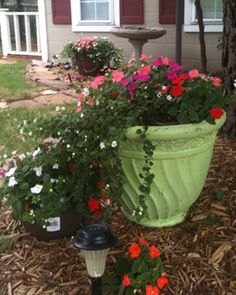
(72, 224), (117, 295)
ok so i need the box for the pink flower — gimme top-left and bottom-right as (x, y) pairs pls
(75, 106), (82, 113)
(138, 65), (152, 75)
(86, 98), (94, 106)
(189, 69), (200, 79)
(91, 76), (106, 89)
(162, 57), (169, 65)
(112, 71), (125, 82)
(0, 169), (6, 177)
(132, 74), (150, 82)
(153, 57), (162, 67)
(128, 82), (137, 92)
(166, 71), (177, 80)
(169, 61), (182, 71)
(139, 53), (150, 61)
(78, 93), (85, 101)
(120, 79), (130, 86)
(210, 76), (222, 87)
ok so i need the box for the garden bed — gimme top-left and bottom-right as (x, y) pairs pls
(0, 138), (235, 295)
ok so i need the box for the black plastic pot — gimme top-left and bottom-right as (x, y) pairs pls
(22, 211), (82, 241)
(75, 52), (102, 76)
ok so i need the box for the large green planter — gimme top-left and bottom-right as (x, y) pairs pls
(119, 114), (226, 227)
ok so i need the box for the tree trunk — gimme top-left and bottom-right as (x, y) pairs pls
(221, 1), (236, 137)
(195, 0), (207, 73)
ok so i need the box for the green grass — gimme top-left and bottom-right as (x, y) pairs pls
(0, 61), (38, 101)
(0, 106), (58, 157)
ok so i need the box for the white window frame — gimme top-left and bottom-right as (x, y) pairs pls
(71, 0), (120, 32)
(184, 0), (223, 33)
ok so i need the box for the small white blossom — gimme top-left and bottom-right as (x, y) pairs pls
(57, 132), (61, 136)
(66, 144), (70, 148)
(50, 178), (56, 183)
(6, 167), (17, 177)
(23, 120), (27, 125)
(19, 128), (24, 135)
(49, 189), (53, 192)
(166, 95), (173, 101)
(33, 118), (37, 123)
(96, 100), (99, 106)
(29, 209), (34, 215)
(33, 166), (42, 177)
(156, 92), (162, 98)
(234, 79), (236, 88)
(8, 176), (17, 187)
(111, 140), (117, 148)
(100, 142), (105, 149)
(83, 88), (90, 97)
(18, 153), (26, 160)
(28, 131), (32, 136)
(139, 211), (143, 215)
(3, 154), (8, 159)
(55, 106), (61, 112)
(53, 163), (59, 169)
(11, 150), (17, 156)
(31, 184), (43, 194)
(61, 106), (66, 111)
(80, 113), (84, 118)
(32, 147), (41, 158)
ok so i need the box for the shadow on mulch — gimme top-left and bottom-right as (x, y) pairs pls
(0, 139), (235, 295)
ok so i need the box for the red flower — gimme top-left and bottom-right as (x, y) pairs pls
(145, 285), (159, 295)
(128, 82), (137, 92)
(149, 245), (160, 259)
(161, 86), (169, 94)
(171, 85), (184, 97)
(210, 108), (224, 119)
(97, 181), (106, 190)
(138, 237), (149, 246)
(157, 277), (169, 289)
(86, 98), (94, 106)
(128, 243), (141, 259)
(88, 197), (100, 212)
(172, 73), (188, 85)
(122, 274), (131, 286)
(68, 163), (76, 175)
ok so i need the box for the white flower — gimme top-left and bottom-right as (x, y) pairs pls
(55, 106), (61, 112)
(32, 147), (41, 158)
(11, 151), (17, 156)
(33, 118), (37, 123)
(18, 153), (26, 160)
(6, 167), (17, 177)
(96, 100), (99, 106)
(23, 120), (27, 125)
(29, 209), (34, 215)
(83, 88), (90, 97)
(3, 154), (8, 159)
(156, 92), (162, 98)
(28, 131), (32, 136)
(100, 142), (105, 149)
(234, 79), (236, 88)
(166, 95), (173, 101)
(111, 140), (117, 148)
(50, 178), (56, 183)
(80, 113), (84, 118)
(8, 176), (17, 187)
(31, 184), (43, 194)
(53, 163), (59, 169)
(66, 144), (70, 148)
(33, 166), (42, 177)
(49, 189), (53, 192)
(61, 106), (66, 111)
(19, 128), (24, 135)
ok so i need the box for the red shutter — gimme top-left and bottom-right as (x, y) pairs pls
(159, 0), (176, 24)
(120, 0), (144, 24)
(51, 0), (71, 24)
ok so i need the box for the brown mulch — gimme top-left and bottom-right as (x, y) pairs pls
(0, 138), (236, 295)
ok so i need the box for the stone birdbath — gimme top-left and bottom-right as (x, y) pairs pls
(111, 26), (167, 59)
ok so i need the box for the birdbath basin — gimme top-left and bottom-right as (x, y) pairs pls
(111, 26), (166, 59)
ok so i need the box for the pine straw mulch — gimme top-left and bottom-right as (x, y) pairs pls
(0, 138), (236, 295)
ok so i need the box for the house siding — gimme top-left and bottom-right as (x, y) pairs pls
(45, 0), (222, 71)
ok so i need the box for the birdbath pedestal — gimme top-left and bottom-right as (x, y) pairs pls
(111, 26), (167, 59)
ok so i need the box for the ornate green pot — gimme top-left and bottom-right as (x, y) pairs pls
(119, 114), (226, 227)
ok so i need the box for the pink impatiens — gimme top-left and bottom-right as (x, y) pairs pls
(91, 75), (106, 89)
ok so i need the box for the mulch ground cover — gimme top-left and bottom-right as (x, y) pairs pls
(0, 138), (235, 295)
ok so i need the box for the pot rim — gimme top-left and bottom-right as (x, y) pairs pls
(125, 112), (226, 141)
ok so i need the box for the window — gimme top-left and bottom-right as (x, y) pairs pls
(184, 0), (223, 32)
(71, 0), (120, 32)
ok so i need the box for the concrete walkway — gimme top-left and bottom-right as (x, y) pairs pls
(0, 58), (77, 110)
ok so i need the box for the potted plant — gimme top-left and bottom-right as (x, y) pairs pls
(73, 37), (122, 75)
(103, 237), (168, 294)
(0, 143), (113, 240)
(32, 55), (229, 228)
